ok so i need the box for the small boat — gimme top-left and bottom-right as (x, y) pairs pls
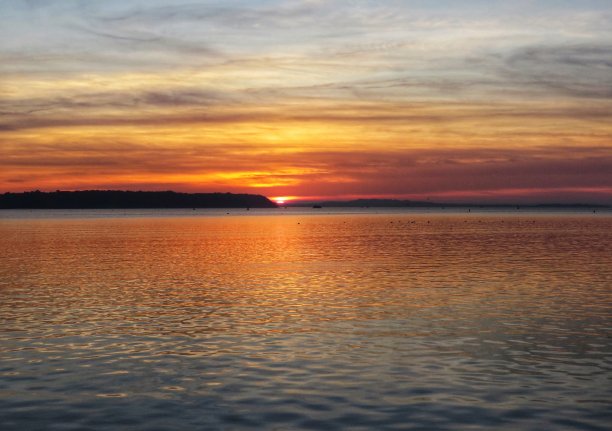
(312, 205), (322, 209)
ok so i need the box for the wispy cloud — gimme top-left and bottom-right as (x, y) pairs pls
(1, 0), (611, 202)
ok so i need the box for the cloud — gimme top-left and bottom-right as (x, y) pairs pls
(2, 139), (610, 202)
(500, 44), (612, 99)
(1, 1), (611, 203)
(2, 95), (610, 132)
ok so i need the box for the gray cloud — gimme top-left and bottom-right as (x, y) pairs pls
(2, 96), (610, 131)
(501, 44), (612, 99)
(0, 87), (237, 118)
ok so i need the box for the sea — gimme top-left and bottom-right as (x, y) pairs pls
(1, 208), (611, 430)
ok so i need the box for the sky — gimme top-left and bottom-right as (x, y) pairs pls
(1, 0), (611, 204)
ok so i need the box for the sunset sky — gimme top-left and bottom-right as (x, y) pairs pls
(1, 0), (611, 203)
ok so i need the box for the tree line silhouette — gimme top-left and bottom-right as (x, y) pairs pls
(0, 190), (277, 209)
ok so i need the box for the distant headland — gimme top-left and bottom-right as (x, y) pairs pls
(0, 190), (277, 209)
(288, 198), (609, 209)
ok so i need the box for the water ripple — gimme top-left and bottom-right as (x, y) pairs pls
(1, 211), (611, 430)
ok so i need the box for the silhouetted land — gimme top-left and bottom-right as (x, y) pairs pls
(289, 199), (609, 209)
(0, 190), (277, 209)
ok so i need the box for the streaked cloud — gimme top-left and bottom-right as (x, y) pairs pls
(1, 0), (611, 202)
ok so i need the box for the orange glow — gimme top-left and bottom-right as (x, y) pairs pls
(271, 196), (298, 205)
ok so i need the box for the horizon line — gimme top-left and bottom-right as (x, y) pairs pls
(1, 189), (609, 208)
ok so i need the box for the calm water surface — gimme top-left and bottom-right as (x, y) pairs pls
(1, 209), (611, 430)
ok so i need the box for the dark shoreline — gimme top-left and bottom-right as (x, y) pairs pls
(0, 190), (277, 209)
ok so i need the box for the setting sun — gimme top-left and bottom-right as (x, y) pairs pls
(271, 196), (296, 205)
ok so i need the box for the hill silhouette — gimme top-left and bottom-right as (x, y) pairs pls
(0, 190), (277, 209)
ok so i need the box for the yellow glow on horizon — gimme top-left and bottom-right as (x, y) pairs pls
(271, 196), (298, 204)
